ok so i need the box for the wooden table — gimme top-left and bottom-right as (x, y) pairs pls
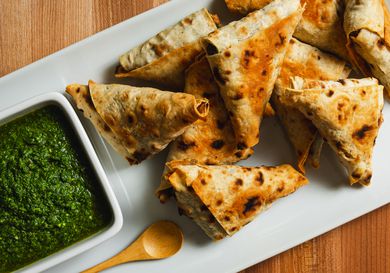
(0, 1), (389, 272)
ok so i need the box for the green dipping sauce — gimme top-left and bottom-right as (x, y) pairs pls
(0, 106), (111, 273)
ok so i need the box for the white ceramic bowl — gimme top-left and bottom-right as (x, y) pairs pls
(0, 92), (123, 273)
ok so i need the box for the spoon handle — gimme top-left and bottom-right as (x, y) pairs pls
(81, 255), (123, 273)
(81, 240), (150, 273)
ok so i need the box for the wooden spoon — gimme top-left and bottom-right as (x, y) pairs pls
(82, 220), (184, 273)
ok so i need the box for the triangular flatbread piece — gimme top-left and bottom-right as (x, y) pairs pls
(115, 9), (219, 89)
(344, 0), (390, 95)
(167, 163), (308, 240)
(294, 0), (349, 60)
(66, 81), (209, 164)
(156, 57), (254, 202)
(271, 38), (351, 173)
(66, 84), (129, 157)
(203, 0), (304, 149)
(224, 0), (349, 60)
(283, 77), (384, 185)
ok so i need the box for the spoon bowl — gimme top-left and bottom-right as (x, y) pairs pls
(82, 220), (183, 273)
(143, 221), (184, 258)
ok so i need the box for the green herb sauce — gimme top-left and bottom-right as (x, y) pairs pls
(0, 106), (111, 273)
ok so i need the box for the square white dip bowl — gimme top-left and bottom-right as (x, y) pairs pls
(0, 92), (122, 273)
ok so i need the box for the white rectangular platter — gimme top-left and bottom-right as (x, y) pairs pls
(0, 0), (389, 272)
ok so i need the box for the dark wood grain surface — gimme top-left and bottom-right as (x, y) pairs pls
(0, 1), (389, 272)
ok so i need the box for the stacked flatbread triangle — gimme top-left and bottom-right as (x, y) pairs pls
(156, 57), (254, 202)
(203, 0), (304, 149)
(272, 38), (351, 172)
(65, 0), (388, 241)
(67, 81), (209, 164)
(344, 0), (390, 95)
(167, 163), (308, 240)
(224, 0), (349, 60)
(115, 9), (220, 89)
(281, 77), (384, 185)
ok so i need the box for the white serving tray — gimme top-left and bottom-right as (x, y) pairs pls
(0, 1), (389, 272)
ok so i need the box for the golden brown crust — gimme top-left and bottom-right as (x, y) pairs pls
(283, 77), (384, 185)
(384, 0), (390, 43)
(115, 41), (203, 89)
(225, 0), (349, 60)
(168, 163), (308, 239)
(294, 0), (349, 60)
(115, 9), (218, 89)
(272, 38), (351, 173)
(156, 57), (253, 202)
(68, 82), (209, 165)
(344, 0), (390, 95)
(204, 0), (303, 148)
(170, 58), (254, 165)
(225, 0), (272, 14)
(66, 84), (129, 158)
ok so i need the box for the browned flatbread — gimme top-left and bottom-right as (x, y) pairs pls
(294, 0), (349, 60)
(344, 0), (390, 95)
(66, 81), (209, 164)
(115, 9), (219, 89)
(225, 0), (272, 14)
(224, 0), (349, 60)
(66, 84), (129, 157)
(156, 57), (254, 202)
(203, 0), (304, 149)
(283, 77), (384, 185)
(168, 163), (308, 240)
(271, 38), (351, 173)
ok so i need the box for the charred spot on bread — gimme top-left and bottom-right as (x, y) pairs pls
(224, 51), (231, 58)
(235, 179), (243, 186)
(327, 90), (334, 97)
(353, 125), (373, 140)
(237, 142), (247, 150)
(377, 38), (386, 49)
(276, 33), (286, 47)
(243, 196), (261, 216)
(232, 92), (244, 100)
(177, 140), (196, 151)
(127, 114), (134, 124)
(338, 79), (347, 85)
(211, 140), (225, 149)
(351, 170), (362, 179)
(183, 17), (193, 24)
(229, 227), (237, 232)
(201, 179), (207, 185)
(256, 172), (264, 185)
(216, 199), (223, 206)
(277, 184), (285, 192)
